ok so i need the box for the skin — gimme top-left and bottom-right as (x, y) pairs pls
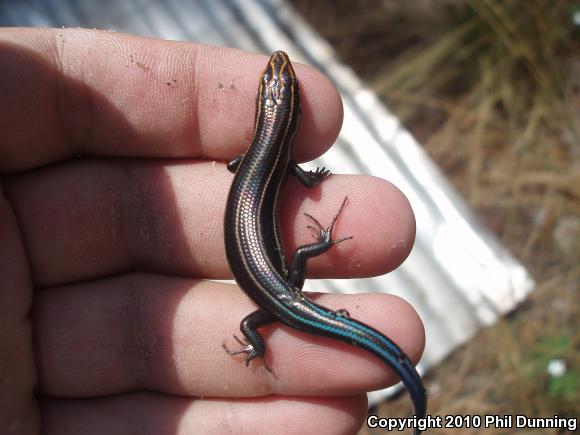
(0, 28), (424, 435)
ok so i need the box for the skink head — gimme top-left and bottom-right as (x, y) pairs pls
(259, 51), (299, 107)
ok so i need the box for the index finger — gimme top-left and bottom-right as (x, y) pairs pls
(0, 28), (342, 173)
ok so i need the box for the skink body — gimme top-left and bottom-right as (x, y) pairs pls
(224, 51), (426, 434)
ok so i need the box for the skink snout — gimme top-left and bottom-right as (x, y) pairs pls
(261, 50), (297, 106)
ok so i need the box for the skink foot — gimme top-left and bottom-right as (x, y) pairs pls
(223, 335), (272, 372)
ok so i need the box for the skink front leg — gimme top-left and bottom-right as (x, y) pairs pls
(227, 154), (245, 173)
(289, 162), (330, 187)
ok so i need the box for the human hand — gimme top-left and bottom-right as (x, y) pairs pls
(0, 28), (423, 434)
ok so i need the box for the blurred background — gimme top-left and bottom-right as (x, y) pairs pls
(2, 0), (578, 433)
(287, 1), (579, 432)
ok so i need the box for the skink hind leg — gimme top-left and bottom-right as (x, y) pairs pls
(223, 308), (274, 371)
(288, 197), (352, 290)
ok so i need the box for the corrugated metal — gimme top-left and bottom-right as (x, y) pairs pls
(2, 0), (534, 404)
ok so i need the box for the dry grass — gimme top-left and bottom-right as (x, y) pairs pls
(291, 0), (579, 432)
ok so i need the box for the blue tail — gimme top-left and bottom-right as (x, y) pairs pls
(281, 299), (427, 434)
